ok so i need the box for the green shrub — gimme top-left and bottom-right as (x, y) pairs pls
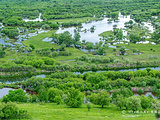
(137, 89), (144, 94)
(2, 89), (26, 103)
(0, 102), (29, 119)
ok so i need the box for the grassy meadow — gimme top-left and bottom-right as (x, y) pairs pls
(18, 103), (155, 120)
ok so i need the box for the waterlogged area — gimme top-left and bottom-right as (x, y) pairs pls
(0, 74), (46, 98)
(1, 67), (160, 98)
(56, 13), (154, 44)
(0, 74), (46, 84)
(56, 13), (133, 43)
(23, 13), (43, 22)
(74, 67), (160, 75)
(0, 12), (156, 50)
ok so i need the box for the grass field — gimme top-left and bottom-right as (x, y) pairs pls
(99, 31), (113, 37)
(48, 17), (102, 23)
(17, 103), (155, 120)
(22, 30), (58, 49)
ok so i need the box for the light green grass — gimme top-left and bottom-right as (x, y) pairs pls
(99, 31), (113, 37)
(17, 103), (155, 120)
(48, 17), (101, 23)
(55, 47), (86, 61)
(22, 30), (58, 49)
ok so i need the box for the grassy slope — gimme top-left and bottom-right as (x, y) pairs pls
(18, 103), (155, 120)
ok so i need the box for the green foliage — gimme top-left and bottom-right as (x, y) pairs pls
(59, 44), (66, 51)
(126, 96), (141, 112)
(87, 103), (92, 111)
(42, 24), (50, 29)
(156, 90), (160, 99)
(54, 96), (63, 105)
(64, 87), (83, 108)
(88, 91), (111, 108)
(0, 102), (29, 119)
(41, 57), (55, 65)
(2, 89), (26, 103)
(119, 47), (125, 55)
(112, 88), (133, 102)
(48, 87), (63, 102)
(29, 44), (35, 50)
(86, 73), (107, 84)
(38, 86), (48, 102)
(74, 32), (81, 45)
(152, 101), (160, 119)
(140, 95), (151, 109)
(137, 89), (144, 94)
(152, 86), (157, 93)
(0, 48), (5, 58)
(115, 94), (127, 110)
(59, 31), (74, 47)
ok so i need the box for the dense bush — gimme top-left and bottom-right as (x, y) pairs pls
(0, 102), (29, 119)
(2, 89), (26, 103)
(64, 87), (83, 108)
(87, 91), (111, 108)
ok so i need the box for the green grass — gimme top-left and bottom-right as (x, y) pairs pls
(17, 103), (155, 120)
(48, 17), (101, 23)
(115, 43), (160, 62)
(55, 47), (86, 61)
(99, 30), (113, 37)
(22, 30), (58, 49)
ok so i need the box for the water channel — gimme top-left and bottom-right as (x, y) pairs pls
(0, 67), (160, 99)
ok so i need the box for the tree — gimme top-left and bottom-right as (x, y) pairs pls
(64, 87), (83, 108)
(42, 24), (50, 29)
(48, 87), (63, 102)
(115, 94), (127, 110)
(51, 33), (59, 44)
(119, 47), (125, 55)
(140, 95), (151, 109)
(156, 90), (160, 100)
(85, 42), (94, 51)
(87, 103), (92, 111)
(2, 89), (26, 103)
(129, 34), (140, 43)
(96, 47), (106, 55)
(152, 100), (160, 119)
(126, 96), (141, 112)
(38, 86), (48, 102)
(88, 91), (111, 108)
(152, 28), (160, 44)
(116, 29), (123, 43)
(74, 32), (81, 45)
(0, 48), (5, 58)
(59, 31), (74, 47)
